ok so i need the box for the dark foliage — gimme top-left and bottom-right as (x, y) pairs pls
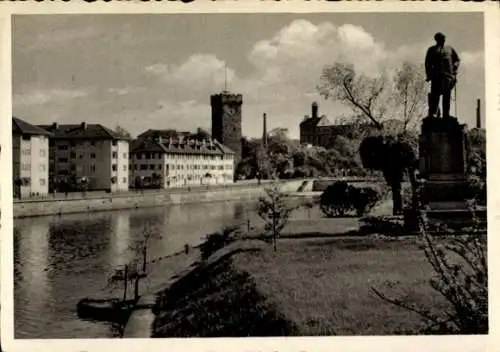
(359, 134), (417, 215)
(199, 226), (240, 260)
(320, 181), (383, 217)
(152, 251), (298, 337)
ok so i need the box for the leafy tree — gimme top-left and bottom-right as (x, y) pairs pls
(359, 134), (418, 215)
(257, 183), (293, 252)
(115, 125), (132, 139)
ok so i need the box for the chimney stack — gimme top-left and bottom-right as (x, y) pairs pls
(80, 122), (86, 130)
(52, 122), (58, 130)
(312, 102), (318, 118)
(262, 113), (268, 149)
(476, 99), (482, 129)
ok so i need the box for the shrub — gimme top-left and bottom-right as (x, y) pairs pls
(200, 226), (240, 260)
(372, 211), (488, 334)
(257, 183), (293, 252)
(320, 181), (383, 217)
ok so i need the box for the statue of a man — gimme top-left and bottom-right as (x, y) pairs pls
(425, 32), (460, 118)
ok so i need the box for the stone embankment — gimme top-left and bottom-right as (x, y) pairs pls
(13, 177), (382, 219)
(13, 179), (310, 219)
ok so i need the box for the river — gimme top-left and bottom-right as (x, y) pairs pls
(14, 198), (316, 339)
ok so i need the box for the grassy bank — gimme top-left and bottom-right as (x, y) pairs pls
(152, 236), (453, 336)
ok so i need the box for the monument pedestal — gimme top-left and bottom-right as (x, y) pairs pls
(417, 116), (472, 229)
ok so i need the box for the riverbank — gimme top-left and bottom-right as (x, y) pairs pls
(150, 235), (451, 336)
(13, 180), (311, 218)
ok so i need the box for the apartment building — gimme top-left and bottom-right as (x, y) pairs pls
(38, 122), (130, 192)
(12, 117), (52, 198)
(129, 135), (235, 188)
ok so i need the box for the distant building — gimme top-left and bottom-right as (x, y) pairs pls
(129, 135), (235, 189)
(211, 91), (243, 167)
(12, 117), (52, 198)
(299, 102), (376, 148)
(37, 122), (130, 192)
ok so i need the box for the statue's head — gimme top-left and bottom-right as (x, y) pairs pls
(434, 32), (446, 45)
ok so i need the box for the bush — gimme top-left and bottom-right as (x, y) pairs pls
(320, 181), (383, 217)
(372, 211), (488, 334)
(200, 226), (240, 260)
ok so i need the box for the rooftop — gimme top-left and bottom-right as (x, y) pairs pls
(12, 117), (53, 136)
(37, 122), (129, 140)
(131, 136), (234, 156)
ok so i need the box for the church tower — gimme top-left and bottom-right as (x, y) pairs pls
(210, 91), (243, 165)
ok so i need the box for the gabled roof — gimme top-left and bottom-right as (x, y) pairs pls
(37, 123), (128, 141)
(12, 117), (52, 136)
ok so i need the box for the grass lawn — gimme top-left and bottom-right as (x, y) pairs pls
(152, 235), (458, 336)
(232, 237), (451, 335)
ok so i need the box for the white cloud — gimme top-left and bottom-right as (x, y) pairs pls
(13, 89), (89, 107)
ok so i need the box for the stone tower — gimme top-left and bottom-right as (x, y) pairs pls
(210, 91), (243, 164)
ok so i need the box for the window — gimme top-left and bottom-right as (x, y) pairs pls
(22, 135), (30, 141)
(112, 164), (117, 171)
(122, 177), (127, 184)
(112, 140), (117, 146)
(129, 164), (132, 170)
(39, 164), (46, 172)
(112, 151), (117, 159)
(90, 165), (96, 172)
(49, 140), (55, 147)
(158, 164), (162, 170)
(90, 153), (96, 159)
(149, 164), (155, 170)
(145, 152), (151, 159)
(123, 152), (127, 158)
(123, 165), (127, 171)
(58, 157), (68, 163)
(40, 149), (46, 157)
(140, 164), (147, 170)
(40, 179), (46, 186)
(134, 164), (138, 170)
(90, 141), (96, 146)
(57, 145), (68, 151)
(69, 140), (76, 147)
(70, 151), (77, 159)
(137, 154), (143, 160)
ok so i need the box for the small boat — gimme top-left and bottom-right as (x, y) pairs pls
(77, 298), (136, 323)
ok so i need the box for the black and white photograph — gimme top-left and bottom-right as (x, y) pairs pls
(1, 2), (498, 352)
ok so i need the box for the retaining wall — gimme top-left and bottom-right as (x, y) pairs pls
(13, 186), (271, 219)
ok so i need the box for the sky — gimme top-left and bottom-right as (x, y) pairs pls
(12, 13), (485, 139)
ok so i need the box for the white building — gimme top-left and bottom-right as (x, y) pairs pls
(12, 117), (51, 198)
(38, 122), (130, 192)
(129, 136), (234, 188)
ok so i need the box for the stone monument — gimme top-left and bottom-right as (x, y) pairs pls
(416, 33), (473, 228)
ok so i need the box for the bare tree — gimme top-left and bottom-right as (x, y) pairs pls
(127, 220), (162, 301)
(393, 62), (427, 131)
(318, 61), (426, 132)
(318, 63), (389, 129)
(257, 183), (293, 252)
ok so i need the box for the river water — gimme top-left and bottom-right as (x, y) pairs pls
(14, 199), (315, 339)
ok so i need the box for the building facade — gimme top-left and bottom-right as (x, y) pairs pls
(38, 122), (130, 192)
(129, 136), (235, 189)
(300, 102), (376, 148)
(12, 117), (51, 198)
(211, 91), (243, 167)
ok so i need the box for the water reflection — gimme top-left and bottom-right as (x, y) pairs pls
(14, 200), (262, 338)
